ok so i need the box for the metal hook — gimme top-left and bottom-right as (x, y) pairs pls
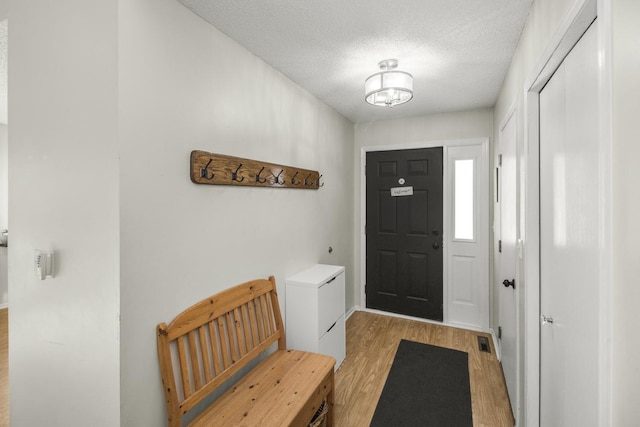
(304, 173), (313, 186)
(316, 174), (324, 187)
(272, 169), (284, 185)
(255, 166), (267, 183)
(200, 158), (215, 180)
(291, 171), (301, 185)
(232, 164), (245, 182)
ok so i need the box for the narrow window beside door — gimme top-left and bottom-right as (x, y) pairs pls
(454, 159), (475, 240)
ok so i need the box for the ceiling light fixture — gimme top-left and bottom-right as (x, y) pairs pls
(364, 59), (413, 108)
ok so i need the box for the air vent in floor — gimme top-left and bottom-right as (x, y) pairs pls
(477, 336), (491, 353)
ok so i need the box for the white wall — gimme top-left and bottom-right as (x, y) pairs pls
(353, 109), (494, 310)
(492, 0), (574, 423)
(611, 0), (640, 423)
(0, 124), (7, 306)
(118, 0), (354, 425)
(9, 0), (121, 425)
(0, 124), (6, 230)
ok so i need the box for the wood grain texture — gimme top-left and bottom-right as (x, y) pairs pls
(190, 350), (334, 427)
(158, 277), (333, 426)
(191, 150), (321, 189)
(334, 311), (514, 427)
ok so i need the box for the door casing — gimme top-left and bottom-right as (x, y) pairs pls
(360, 138), (489, 330)
(497, 100), (520, 423)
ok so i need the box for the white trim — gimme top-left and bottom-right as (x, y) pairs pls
(523, 0), (611, 425)
(596, 0), (613, 424)
(497, 99), (522, 426)
(360, 138), (489, 328)
(357, 306), (492, 334)
(346, 305), (358, 320)
(490, 328), (501, 361)
(0, 303), (7, 310)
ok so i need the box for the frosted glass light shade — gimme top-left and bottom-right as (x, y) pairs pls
(365, 70), (413, 107)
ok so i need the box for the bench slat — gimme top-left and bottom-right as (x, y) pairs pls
(177, 336), (192, 399)
(207, 320), (221, 376)
(198, 327), (212, 383)
(217, 316), (231, 369)
(240, 303), (253, 352)
(188, 330), (203, 391)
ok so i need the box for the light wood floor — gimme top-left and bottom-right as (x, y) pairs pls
(334, 311), (514, 427)
(0, 309), (7, 427)
(0, 310), (512, 427)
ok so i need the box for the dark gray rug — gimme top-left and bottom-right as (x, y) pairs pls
(370, 339), (473, 427)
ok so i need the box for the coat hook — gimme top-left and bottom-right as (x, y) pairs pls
(232, 164), (245, 182)
(291, 171), (301, 185)
(255, 166), (267, 183)
(200, 158), (215, 180)
(316, 174), (324, 187)
(272, 169), (284, 185)
(304, 173), (313, 186)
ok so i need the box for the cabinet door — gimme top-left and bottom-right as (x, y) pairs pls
(317, 272), (345, 337)
(319, 315), (345, 368)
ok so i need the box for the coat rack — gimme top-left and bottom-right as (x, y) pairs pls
(190, 150), (323, 190)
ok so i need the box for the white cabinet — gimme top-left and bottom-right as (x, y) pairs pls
(285, 264), (345, 370)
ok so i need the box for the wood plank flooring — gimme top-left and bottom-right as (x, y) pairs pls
(334, 311), (514, 427)
(0, 309), (513, 427)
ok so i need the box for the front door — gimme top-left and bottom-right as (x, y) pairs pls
(365, 148), (443, 321)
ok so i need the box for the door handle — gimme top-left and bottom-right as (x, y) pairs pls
(432, 242), (441, 250)
(502, 279), (515, 289)
(541, 315), (554, 325)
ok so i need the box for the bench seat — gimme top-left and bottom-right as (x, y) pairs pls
(191, 349), (334, 426)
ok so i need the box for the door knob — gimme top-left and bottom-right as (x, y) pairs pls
(502, 279), (515, 289)
(542, 315), (554, 325)
(432, 242), (441, 250)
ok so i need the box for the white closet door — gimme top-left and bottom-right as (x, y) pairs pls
(539, 21), (600, 425)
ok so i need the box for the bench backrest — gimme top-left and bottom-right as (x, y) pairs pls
(156, 276), (286, 426)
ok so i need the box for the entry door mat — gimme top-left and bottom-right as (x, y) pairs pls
(370, 339), (473, 427)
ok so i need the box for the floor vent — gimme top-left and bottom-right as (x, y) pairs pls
(477, 336), (491, 353)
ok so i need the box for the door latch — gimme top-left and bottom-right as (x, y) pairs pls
(541, 315), (554, 325)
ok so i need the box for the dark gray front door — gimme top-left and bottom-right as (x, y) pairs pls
(366, 148), (443, 321)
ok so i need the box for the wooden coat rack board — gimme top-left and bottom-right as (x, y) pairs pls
(190, 150), (322, 190)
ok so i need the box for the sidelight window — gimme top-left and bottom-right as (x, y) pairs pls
(454, 159), (475, 240)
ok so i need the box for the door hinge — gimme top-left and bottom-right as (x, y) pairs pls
(498, 326), (503, 339)
(498, 154), (503, 167)
(499, 240), (502, 253)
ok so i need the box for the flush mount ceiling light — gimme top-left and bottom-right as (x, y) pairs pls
(364, 59), (414, 108)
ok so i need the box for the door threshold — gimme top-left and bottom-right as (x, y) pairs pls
(359, 307), (489, 334)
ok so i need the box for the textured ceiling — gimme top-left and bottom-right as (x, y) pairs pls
(176, 0), (533, 123)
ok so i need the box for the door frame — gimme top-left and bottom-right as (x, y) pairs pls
(360, 138), (489, 329)
(497, 99), (521, 423)
(523, 0), (612, 424)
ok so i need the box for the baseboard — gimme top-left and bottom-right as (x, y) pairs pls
(346, 305), (360, 320)
(0, 303), (7, 310)
(490, 328), (501, 361)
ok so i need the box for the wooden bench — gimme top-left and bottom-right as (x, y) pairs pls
(157, 276), (336, 427)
